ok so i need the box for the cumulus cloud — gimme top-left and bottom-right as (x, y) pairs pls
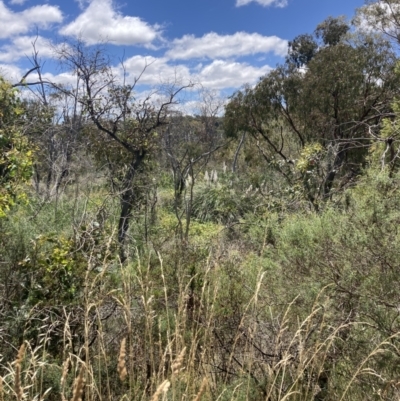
(173, 94), (227, 116)
(41, 71), (80, 88)
(166, 32), (287, 60)
(236, 0), (287, 7)
(121, 56), (270, 90)
(197, 60), (271, 89)
(0, 36), (55, 63)
(74, 0), (90, 9)
(3, 56), (269, 95)
(0, 64), (23, 82)
(0, 1), (63, 38)
(9, 0), (28, 5)
(60, 0), (161, 46)
(122, 56), (191, 86)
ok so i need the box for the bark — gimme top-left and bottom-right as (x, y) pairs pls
(117, 151), (146, 262)
(232, 132), (246, 173)
(323, 144), (347, 198)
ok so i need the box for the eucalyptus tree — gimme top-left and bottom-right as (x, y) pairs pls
(354, 0), (400, 173)
(7, 42), (86, 198)
(162, 98), (225, 241)
(225, 16), (399, 207)
(355, 0), (400, 45)
(0, 77), (33, 216)
(54, 41), (193, 259)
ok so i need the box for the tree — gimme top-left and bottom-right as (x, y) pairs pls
(0, 77), (33, 217)
(8, 41), (83, 197)
(162, 109), (225, 241)
(287, 34), (318, 68)
(225, 17), (399, 207)
(355, 0), (400, 45)
(53, 41), (192, 260)
(315, 15), (350, 46)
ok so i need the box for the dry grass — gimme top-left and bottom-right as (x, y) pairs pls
(60, 358), (70, 401)
(171, 347), (186, 376)
(193, 377), (207, 401)
(0, 375), (3, 401)
(150, 379), (171, 401)
(70, 366), (85, 401)
(0, 248), (399, 401)
(117, 338), (127, 382)
(14, 344), (25, 401)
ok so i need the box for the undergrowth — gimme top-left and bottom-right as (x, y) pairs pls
(1, 168), (400, 401)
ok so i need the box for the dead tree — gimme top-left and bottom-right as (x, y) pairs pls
(53, 40), (193, 260)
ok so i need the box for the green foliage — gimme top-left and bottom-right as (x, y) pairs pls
(0, 78), (24, 125)
(253, 168), (400, 397)
(155, 209), (222, 246)
(287, 33), (318, 68)
(19, 234), (87, 306)
(191, 180), (259, 224)
(3, 7), (400, 400)
(315, 15), (350, 46)
(225, 16), (398, 203)
(296, 142), (325, 173)
(370, 64), (400, 172)
(0, 77), (33, 216)
(354, 0), (400, 46)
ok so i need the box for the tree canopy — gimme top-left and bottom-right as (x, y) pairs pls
(0, 78), (33, 217)
(225, 16), (399, 205)
(3, 3), (400, 401)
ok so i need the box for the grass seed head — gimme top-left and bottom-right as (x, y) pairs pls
(193, 377), (208, 401)
(70, 366), (85, 401)
(14, 343), (25, 401)
(118, 338), (128, 382)
(150, 379), (171, 401)
(171, 347), (186, 376)
(0, 375), (3, 401)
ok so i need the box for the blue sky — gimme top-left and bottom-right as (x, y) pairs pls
(0, 0), (366, 106)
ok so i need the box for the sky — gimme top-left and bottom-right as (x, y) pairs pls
(0, 0), (366, 110)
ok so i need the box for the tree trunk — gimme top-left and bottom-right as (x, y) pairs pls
(232, 132), (246, 173)
(323, 144), (347, 198)
(118, 151), (146, 262)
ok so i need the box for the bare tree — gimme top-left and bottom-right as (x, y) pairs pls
(162, 90), (226, 242)
(13, 38), (84, 198)
(52, 40), (193, 260)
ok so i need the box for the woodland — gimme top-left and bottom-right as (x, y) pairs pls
(2, 1), (400, 400)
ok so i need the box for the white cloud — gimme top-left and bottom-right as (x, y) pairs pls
(236, 0), (287, 7)
(9, 0), (28, 5)
(41, 71), (79, 88)
(0, 1), (62, 39)
(74, 0), (90, 9)
(0, 63), (23, 82)
(122, 56), (191, 86)
(121, 56), (270, 90)
(197, 59), (271, 89)
(166, 32), (287, 60)
(0, 36), (55, 63)
(117, 55), (272, 91)
(60, 0), (161, 46)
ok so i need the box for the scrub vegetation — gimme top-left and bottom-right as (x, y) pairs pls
(2, 2), (400, 400)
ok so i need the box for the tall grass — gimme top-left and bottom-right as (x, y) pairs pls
(1, 169), (400, 400)
(1, 254), (399, 401)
